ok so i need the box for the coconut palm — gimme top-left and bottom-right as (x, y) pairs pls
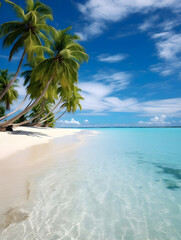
(0, 0), (53, 100)
(0, 69), (18, 110)
(49, 85), (83, 126)
(0, 27), (88, 129)
(0, 93), (28, 121)
(13, 98), (47, 126)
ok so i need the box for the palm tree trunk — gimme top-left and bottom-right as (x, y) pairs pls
(0, 50), (26, 101)
(0, 77), (53, 128)
(25, 99), (33, 109)
(6, 102), (10, 111)
(38, 99), (62, 123)
(48, 109), (67, 126)
(13, 111), (43, 127)
(38, 102), (65, 125)
(0, 94), (28, 121)
(55, 110), (66, 121)
(38, 113), (55, 125)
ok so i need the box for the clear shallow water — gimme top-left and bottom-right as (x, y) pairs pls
(1, 128), (181, 240)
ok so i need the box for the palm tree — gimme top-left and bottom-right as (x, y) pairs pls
(0, 69), (18, 110)
(13, 98), (47, 126)
(0, 28), (88, 129)
(0, 93), (28, 121)
(49, 85), (84, 125)
(0, 0), (53, 100)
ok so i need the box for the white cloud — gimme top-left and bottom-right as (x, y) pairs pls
(93, 71), (131, 90)
(84, 119), (89, 123)
(16, 77), (27, 97)
(150, 31), (181, 75)
(139, 15), (159, 31)
(79, 82), (112, 98)
(79, 81), (181, 117)
(155, 33), (181, 60)
(59, 118), (80, 125)
(152, 32), (171, 39)
(97, 54), (127, 63)
(138, 115), (171, 125)
(77, 0), (181, 40)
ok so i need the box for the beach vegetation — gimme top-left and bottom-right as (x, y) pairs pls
(0, 105), (5, 117)
(0, 69), (18, 110)
(0, 0), (53, 101)
(0, 0), (88, 131)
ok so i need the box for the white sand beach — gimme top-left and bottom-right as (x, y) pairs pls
(0, 126), (82, 160)
(0, 127), (84, 222)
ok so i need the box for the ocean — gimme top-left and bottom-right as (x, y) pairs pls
(1, 128), (181, 240)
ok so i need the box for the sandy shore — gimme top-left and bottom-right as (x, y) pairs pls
(0, 126), (82, 160)
(0, 127), (85, 223)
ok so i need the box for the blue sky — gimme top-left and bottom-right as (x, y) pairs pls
(1, 0), (181, 127)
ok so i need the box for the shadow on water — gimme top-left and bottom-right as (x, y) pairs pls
(156, 165), (181, 180)
(128, 151), (181, 191)
(156, 165), (181, 191)
(163, 179), (180, 190)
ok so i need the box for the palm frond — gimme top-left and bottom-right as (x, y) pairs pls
(0, 21), (24, 37)
(5, 0), (26, 20)
(3, 27), (26, 48)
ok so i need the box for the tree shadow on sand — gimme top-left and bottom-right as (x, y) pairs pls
(9, 130), (49, 138)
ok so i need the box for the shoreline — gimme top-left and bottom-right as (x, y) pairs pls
(0, 126), (92, 224)
(0, 126), (82, 161)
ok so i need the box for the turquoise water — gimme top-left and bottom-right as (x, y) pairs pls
(1, 128), (181, 240)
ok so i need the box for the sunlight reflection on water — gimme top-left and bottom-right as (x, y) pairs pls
(0, 128), (181, 240)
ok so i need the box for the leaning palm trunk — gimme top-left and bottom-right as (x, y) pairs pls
(38, 113), (54, 125)
(37, 102), (66, 125)
(38, 99), (62, 123)
(25, 100), (33, 109)
(0, 93), (28, 121)
(13, 111), (43, 127)
(0, 50), (26, 101)
(13, 100), (46, 127)
(55, 109), (67, 121)
(48, 109), (67, 126)
(0, 77), (53, 128)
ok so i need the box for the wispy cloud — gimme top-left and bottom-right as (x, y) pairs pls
(97, 53), (127, 63)
(79, 81), (181, 117)
(76, 0), (181, 40)
(93, 71), (131, 90)
(150, 31), (181, 76)
(155, 32), (181, 60)
(139, 15), (159, 31)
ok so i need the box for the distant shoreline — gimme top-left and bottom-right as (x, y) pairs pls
(59, 126), (181, 128)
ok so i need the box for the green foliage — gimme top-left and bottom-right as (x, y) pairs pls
(0, 1), (88, 127)
(0, 105), (5, 117)
(29, 99), (55, 127)
(0, 0), (54, 62)
(14, 114), (27, 123)
(0, 69), (18, 110)
(28, 28), (88, 103)
(42, 112), (55, 127)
